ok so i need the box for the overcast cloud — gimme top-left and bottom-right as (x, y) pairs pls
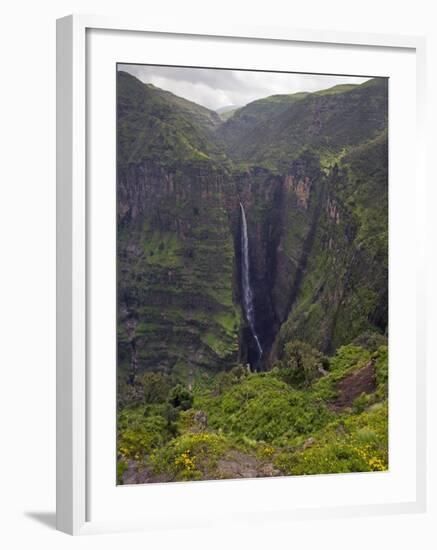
(118, 64), (371, 111)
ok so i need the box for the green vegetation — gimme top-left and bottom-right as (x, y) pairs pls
(117, 342), (388, 482)
(118, 71), (228, 169)
(117, 74), (240, 378)
(151, 432), (230, 481)
(275, 402), (388, 475)
(116, 71), (389, 483)
(168, 384), (194, 411)
(275, 340), (329, 388)
(217, 77), (387, 172)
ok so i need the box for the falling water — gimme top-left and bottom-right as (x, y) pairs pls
(240, 202), (263, 360)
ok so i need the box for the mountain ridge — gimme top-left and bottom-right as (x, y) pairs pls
(216, 77), (387, 171)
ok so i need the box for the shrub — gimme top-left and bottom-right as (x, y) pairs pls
(168, 384), (194, 411)
(117, 459), (128, 484)
(311, 344), (371, 401)
(275, 401), (388, 475)
(373, 345), (388, 397)
(204, 374), (332, 445)
(151, 432), (229, 481)
(278, 340), (329, 388)
(117, 408), (169, 461)
(352, 392), (371, 414)
(352, 331), (388, 352)
(141, 371), (172, 404)
(178, 409), (208, 433)
(214, 364), (249, 394)
(328, 344), (370, 375)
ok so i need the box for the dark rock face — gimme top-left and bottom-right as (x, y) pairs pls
(276, 133), (388, 355)
(117, 71), (388, 386)
(231, 155), (326, 365)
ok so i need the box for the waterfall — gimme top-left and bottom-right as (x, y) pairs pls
(240, 202), (263, 360)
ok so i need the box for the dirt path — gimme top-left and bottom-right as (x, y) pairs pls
(329, 360), (376, 411)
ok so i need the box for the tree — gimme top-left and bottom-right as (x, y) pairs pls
(214, 364), (248, 394)
(352, 331), (387, 352)
(279, 340), (329, 387)
(142, 372), (171, 404)
(168, 384), (193, 411)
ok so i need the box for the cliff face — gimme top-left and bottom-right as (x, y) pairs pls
(117, 73), (241, 385)
(117, 71), (388, 386)
(232, 136), (387, 363)
(117, 160), (240, 384)
(274, 132), (388, 356)
(230, 153), (327, 364)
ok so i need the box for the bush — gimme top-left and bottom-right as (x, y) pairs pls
(311, 344), (374, 403)
(117, 459), (128, 484)
(277, 340), (329, 388)
(117, 340), (388, 482)
(202, 374), (332, 445)
(275, 402), (388, 475)
(352, 331), (387, 352)
(373, 345), (388, 392)
(117, 407), (169, 461)
(168, 384), (194, 411)
(151, 432), (229, 481)
(352, 392), (371, 414)
(328, 344), (370, 375)
(214, 364), (249, 394)
(142, 371), (172, 404)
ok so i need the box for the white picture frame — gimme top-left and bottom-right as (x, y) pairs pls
(56, 14), (427, 535)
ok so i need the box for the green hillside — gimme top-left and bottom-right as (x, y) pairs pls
(217, 78), (387, 171)
(116, 71), (389, 483)
(117, 71), (227, 168)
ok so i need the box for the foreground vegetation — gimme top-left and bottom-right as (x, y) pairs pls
(117, 335), (388, 483)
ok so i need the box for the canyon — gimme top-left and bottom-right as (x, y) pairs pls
(116, 71), (388, 392)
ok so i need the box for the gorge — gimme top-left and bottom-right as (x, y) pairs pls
(116, 70), (388, 392)
(116, 67), (389, 483)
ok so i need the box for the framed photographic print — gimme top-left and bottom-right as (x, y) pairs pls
(56, 15), (427, 535)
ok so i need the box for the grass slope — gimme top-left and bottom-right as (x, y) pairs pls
(118, 71), (227, 168)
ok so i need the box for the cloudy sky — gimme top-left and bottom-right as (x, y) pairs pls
(119, 64), (371, 112)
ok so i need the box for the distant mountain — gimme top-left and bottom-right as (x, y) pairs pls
(216, 104), (243, 114)
(216, 104), (244, 121)
(215, 92), (309, 163)
(216, 79), (387, 171)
